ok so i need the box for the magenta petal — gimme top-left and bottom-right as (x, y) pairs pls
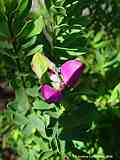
(60, 60), (85, 86)
(40, 84), (63, 103)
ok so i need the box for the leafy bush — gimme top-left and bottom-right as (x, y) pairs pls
(0, 0), (120, 159)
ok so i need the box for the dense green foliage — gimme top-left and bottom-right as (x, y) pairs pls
(0, 0), (120, 159)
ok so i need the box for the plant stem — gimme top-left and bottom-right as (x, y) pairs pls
(7, 16), (26, 88)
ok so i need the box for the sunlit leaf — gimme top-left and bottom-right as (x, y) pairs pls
(31, 53), (52, 80)
(17, 16), (44, 38)
(110, 83), (120, 103)
(93, 31), (104, 43)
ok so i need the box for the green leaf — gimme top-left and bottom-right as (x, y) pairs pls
(27, 45), (43, 56)
(93, 31), (104, 43)
(23, 114), (46, 138)
(28, 150), (36, 160)
(73, 140), (85, 150)
(0, 0), (6, 13)
(96, 50), (105, 66)
(26, 86), (39, 97)
(17, 140), (29, 160)
(59, 140), (66, 157)
(94, 41), (108, 49)
(17, 16), (44, 38)
(46, 111), (60, 119)
(16, 0), (32, 18)
(50, 5), (66, 16)
(32, 136), (49, 151)
(14, 112), (28, 126)
(22, 36), (37, 49)
(8, 87), (30, 115)
(110, 83), (120, 103)
(40, 151), (56, 160)
(55, 0), (66, 6)
(33, 98), (52, 110)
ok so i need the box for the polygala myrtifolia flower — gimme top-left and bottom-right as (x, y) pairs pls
(48, 68), (65, 91)
(40, 59), (85, 103)
(60, 60), (85, 86)
(40, 84), (63, 103)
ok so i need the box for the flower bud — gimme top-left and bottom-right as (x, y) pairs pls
(40, 84), (63, 103)
(60, 60), (85, 86)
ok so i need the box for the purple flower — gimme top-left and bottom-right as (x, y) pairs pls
(60, 60), (85, 86)
(40, 84), (63, 103)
